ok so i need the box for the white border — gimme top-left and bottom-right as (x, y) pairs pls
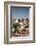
(8, 4), (33, 42)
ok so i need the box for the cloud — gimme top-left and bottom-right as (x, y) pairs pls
(12, 16), (16, 19)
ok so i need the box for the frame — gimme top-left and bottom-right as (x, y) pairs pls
(4, 1), (35, 44)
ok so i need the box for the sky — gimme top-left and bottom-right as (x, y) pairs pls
(11, 7), (29, 19)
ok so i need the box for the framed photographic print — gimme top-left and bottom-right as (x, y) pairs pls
(4, 1), (35, 44)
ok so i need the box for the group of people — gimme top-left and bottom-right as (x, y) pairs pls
(12, 18), (29, 35)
